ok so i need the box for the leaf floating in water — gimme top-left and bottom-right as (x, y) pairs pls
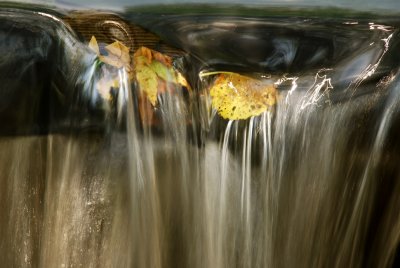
(208, 73), (277, 120)
(133, 46), (191, 106)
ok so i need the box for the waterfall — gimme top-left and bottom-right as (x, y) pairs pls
(1, 4), (400, 268)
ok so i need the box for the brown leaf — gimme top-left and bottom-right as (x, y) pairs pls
(133, 46), (191, 106)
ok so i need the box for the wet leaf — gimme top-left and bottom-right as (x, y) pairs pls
(88, 36), (100, 55)
(100, 41), (131, 70)
(136, 64), (159, 106)
(133, 46), (190, 106)
(88, 36), (133, 101)
(88, 36), (131, 70)
(208, 73), (277, 120)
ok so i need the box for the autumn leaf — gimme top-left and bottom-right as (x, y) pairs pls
(88, 36), (133, 101)
(88, 36), (100, 55)
(100, 41), (131, 70)
(133, 46), (190, 106)
(207, 72), (277, 120)
(136, 64), (159, 106)
(88, 35), (131, 70)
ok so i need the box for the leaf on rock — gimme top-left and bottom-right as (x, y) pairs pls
(209, 73), (277, 120)
(88, 36), (131, 70)
(133, 46), (190, 106)
(100, 41), (131, 70)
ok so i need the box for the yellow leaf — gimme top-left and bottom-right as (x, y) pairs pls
(150, 60), (175, 82)
(88, 36), (100, 55)
(133, 46), (191, 106)
(209, 73), (277, 120)
(135, 63), (159, 106)
(176, 72), (191, 90)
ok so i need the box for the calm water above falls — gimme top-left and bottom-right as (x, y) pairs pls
(0, 4), (400, 268)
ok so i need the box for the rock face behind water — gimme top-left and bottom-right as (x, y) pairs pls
(0, 10), (59, 134)
(0, 8), (109, 135)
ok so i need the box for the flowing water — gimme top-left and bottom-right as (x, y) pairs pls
(1, 4), (400, 268)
